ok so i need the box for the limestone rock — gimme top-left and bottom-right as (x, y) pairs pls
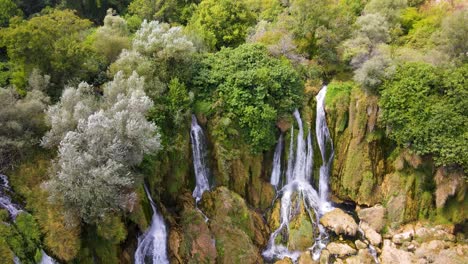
(298, 251), (317, 264)
(414, 225), (456, 243)
(380, 240), (414, 264)
(357, 204), (386, 232)
(319, 249), (330, 264)
(355, 240), (367, 250)
(320, 208), (358, 236)
(275, 258), (293, 264)
(344, 249), (374, 264)
(326, 242), (357, 257)
(392, 224), (414, 244)
(360, 221), (382, 246)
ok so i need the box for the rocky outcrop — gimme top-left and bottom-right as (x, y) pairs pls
(380, 240), (413, 264)
(356, 204), (386, 232)
(170, 187), (269, 263)
(360, 221), (382, 246)
(326, 242), (357, 257)
(320, 208), (358, 236)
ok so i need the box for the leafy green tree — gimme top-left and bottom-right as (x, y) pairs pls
(194, 44), (302, 153)
(0, 9), (100, 95)
(0, 0), (22, 27)
(127, 0), (199, 24)
(44, 71), (161, 223)
(188, 0), (257, 50)
(380, 62), (468, 171)
(436, 9), (467, 63)
(93, 9), (130, 63)
(0, 70), (49, 171)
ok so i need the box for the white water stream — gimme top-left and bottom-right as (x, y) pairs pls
(264, 86), (334, 262)
(190, 115), (211, 203)
(134, 184), (169, 264)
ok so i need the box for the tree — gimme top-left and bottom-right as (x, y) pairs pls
(380, 62), (468, 171)
(0, 0), (22, 27)
(0, 69), (49, 171)
(193, 44), (302, 153)
(188, 0), (257, 50)
(127, 0), (199, 24)
(93, 9), (130, 63)
(436, 9), (468, 63)
(44, 71), (161, 223)
(0, 9), (100, 95)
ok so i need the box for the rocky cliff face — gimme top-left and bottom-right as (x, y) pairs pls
(147, 84), (466, 263)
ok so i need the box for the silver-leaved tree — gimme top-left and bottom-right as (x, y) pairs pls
(43, 71), (160, 223)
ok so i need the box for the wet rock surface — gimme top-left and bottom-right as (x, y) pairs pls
(320, 208), (358, 236)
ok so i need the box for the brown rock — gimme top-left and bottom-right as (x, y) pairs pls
(355, 240), (367, 250)
(360, 221), (382, 246)
(298, 251), (317, 264)
(380, 240), (414, 264)
(326, 242), (357, 257)
(320, 249), (330, 264)
(357, 204), (386, 232)
(320, 208), (358, 236)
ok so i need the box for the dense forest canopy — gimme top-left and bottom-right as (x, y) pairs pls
(0, 0), (466, 263)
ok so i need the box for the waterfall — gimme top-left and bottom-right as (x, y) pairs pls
(1, 175), (58, 264)
(270, 134), (283, 187)
(265, 87), (335, 262)
(264, 106), (333, 262)
(0, 174), (22, 220)
(190, 115), (211, 203)
(316, 86), (334, 209)
(40, 250), (57, 264)
(135, 184), (169, 264)
(285, 126), (294, 183)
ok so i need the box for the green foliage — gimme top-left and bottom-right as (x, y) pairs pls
(0, 213), (42, 264)
(96, 215), (127, 243)
(188, 0), (257, 50)
(127, 0), (198, 24)
(0, 0), (22, 27)
(436, 9), (468, 63)
(194, 44), (302, 153)
(381, 62), (468, 171)
(0, 72), (49, 171)
(93, 9), (130, 63)
(0, 9), (100, 95)
(45, 72), (161, 223)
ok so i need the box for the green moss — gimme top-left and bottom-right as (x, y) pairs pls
(358, 171), (375, 201)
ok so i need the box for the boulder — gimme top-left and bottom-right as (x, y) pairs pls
(275, 258), (293, 264)
(357, 204), (386, 232)
(326, 242), (357, 257)
(360, 221), (382, 246)
(414, 226), (456, 243)
(380, 240), (414, 264)
(319, 249), (330, 264)
(320, 208), (358, 237)
(298, 251), (317, 264)
(344, 249), (374, 264)
(392, 224), (414, 244)
(355, 240), (367, 250)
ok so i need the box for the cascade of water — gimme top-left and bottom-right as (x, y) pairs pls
(292, 110), (307, 181)
(315, 86), (334, 209)
(270, 134), (283, 187)
(305, 132), (313, 183)
(135, 184), (169, 264)
(0, 174), (22, 220)
(285, 126), (294, 184)
(190, 115), (211, 203)
(264, 108), (332, 262)
(1, 175), (57, 264)
(40, 250), (57, 264)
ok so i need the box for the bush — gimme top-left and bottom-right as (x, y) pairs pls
(381, 62), (468, 171)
